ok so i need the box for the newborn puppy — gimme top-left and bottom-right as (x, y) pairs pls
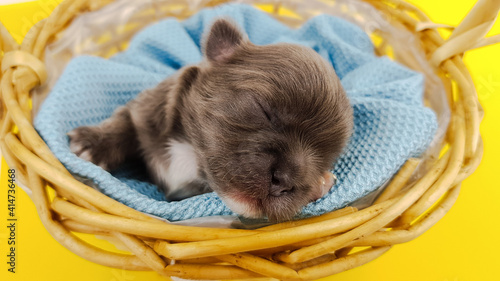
(68, 19), (353, 222)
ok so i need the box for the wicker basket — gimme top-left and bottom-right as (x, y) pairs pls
(1, 0), (499, 279)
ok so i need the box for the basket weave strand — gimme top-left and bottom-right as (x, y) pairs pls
(1, 0), (499, 279)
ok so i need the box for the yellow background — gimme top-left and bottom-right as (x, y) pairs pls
(0, 0), (499, 280)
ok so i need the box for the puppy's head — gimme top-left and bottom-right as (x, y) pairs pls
(176, 19), (353, 222)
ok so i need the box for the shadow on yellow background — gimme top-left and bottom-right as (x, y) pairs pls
(0, 0), (499, 280)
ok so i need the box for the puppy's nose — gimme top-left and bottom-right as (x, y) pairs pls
(270, 169), (294, 196)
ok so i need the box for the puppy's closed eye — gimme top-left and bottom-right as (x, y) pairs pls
(217, 95), (274, 129)
(255, 99), (273, 122)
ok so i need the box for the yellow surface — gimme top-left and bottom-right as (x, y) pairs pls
(0, 0), (499, 280)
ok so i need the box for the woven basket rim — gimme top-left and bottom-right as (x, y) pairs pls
(0, 0), (498, 279)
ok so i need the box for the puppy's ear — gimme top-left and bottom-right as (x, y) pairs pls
(164, 66), (200, 133)
(203, 19), (245, 63)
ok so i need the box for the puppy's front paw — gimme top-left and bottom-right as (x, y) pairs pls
(68, 126), (113, 170)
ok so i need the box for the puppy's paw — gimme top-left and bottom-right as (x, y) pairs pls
(68, 126), (114, 170)
(311, 172), (337, 202)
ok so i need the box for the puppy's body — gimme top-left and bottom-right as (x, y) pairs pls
(69, 19), (353, 222)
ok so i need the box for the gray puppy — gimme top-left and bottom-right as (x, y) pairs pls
(68, 19), (353, 222)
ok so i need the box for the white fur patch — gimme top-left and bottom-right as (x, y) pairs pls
(222, 196), (262, 218)
(161, 140), (200, 194)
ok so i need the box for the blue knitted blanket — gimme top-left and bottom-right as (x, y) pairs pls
(35, 4), (437, 221)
